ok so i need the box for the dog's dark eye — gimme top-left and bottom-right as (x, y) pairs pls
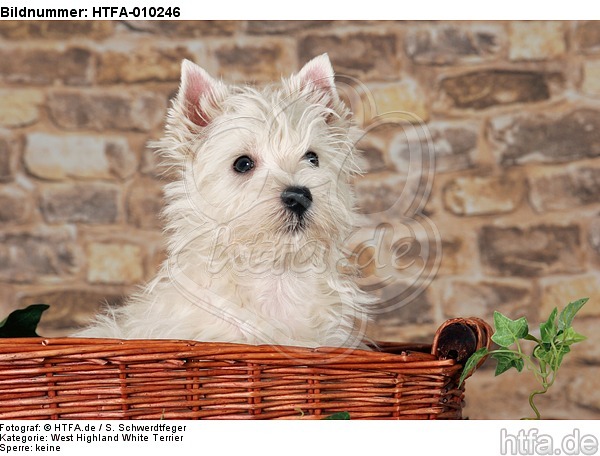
(233, 156), (254, 173)
(305, 151), (319, 167)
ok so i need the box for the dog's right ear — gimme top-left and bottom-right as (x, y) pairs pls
(177, 59), (226, 128)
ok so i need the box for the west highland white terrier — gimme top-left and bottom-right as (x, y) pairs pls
(78, 54), (375, 348)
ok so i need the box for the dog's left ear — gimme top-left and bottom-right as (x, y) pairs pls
(292, 54), (340, 110)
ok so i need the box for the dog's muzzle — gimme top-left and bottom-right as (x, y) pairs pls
(281, 186), (312, 218)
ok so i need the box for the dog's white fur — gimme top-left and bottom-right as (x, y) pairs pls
(77, 54), (374, 348)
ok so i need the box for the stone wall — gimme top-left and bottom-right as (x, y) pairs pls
(1, 20), (599, 419)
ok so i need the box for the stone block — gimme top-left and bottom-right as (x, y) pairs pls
(97, 46), (194, 84)
(354, 173), (421, 219)
(40, 183), (120, 224)
(582, 60), (600, 96)
(0, 90), (44, 128)
(126, 178), (164, 230)
(437, 237), (473, 276)
(489, 109), (600, 166)
(588, 216), (600, 260)
(368, 81), (429, 121)
(0, 47), (92, 85)
(299, 32), (400, 78)
(0, 133), (19, 181)
(214, 40), (294, 82)
(24, 133), (135, 180)
(0, 185), (31, 224)
(389, 121), (479, 174)
(247, 21), (334, 35)
(540, 275), (600, 318)
(479, 224), (583, 277)
(442, 279), (533, 320)
(575, 21), (600, 53)
(0, 226), (79, 283)
(0, 21), (113, 40)
(528, 164), (600, 212)
(405, 23), (503, 65)
(440, 70), (563, 110)
(443, 173), (525, 216)
(87, 242), (144, 285)
(122, 21), (238, 36)
(373, 281), (434, 325)
(48, 90), (166, 132)
(567, 367), (600, 413)
(508, 21), (566, 60)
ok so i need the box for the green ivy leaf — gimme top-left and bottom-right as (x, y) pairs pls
(322, 412), (351, 420)
(534, 343), (572, 371)
(555, 344), (571, 369)
(533, 344), (553, 366)
(0, 304), (49, 338)
(539, 307), (558, 344)
(459, 347), (488, 387)
(558, 298), (588, 332)
(492, 351), (524, 376)
(491, 312), (529, 348)
(561, 327), (586, 346)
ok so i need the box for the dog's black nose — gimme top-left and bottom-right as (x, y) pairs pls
(281, 186), (312, 217)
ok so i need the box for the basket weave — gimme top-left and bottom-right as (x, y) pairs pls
(0, 317), (491, 420)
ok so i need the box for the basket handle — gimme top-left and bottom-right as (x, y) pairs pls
(431, 317), (492, 368)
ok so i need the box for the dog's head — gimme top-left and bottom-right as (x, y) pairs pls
(159, 55), (365, 268)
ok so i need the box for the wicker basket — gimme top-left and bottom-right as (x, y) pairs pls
(0, 317), (491, 420)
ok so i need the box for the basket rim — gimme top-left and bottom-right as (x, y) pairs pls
(0, 316), (491, 372)
(0, 336), (447, 365)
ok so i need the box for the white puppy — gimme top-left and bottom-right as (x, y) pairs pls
(78, 54), (374, 348)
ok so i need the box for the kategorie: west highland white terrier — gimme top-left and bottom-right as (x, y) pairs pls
(78, 54), (375, 348)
